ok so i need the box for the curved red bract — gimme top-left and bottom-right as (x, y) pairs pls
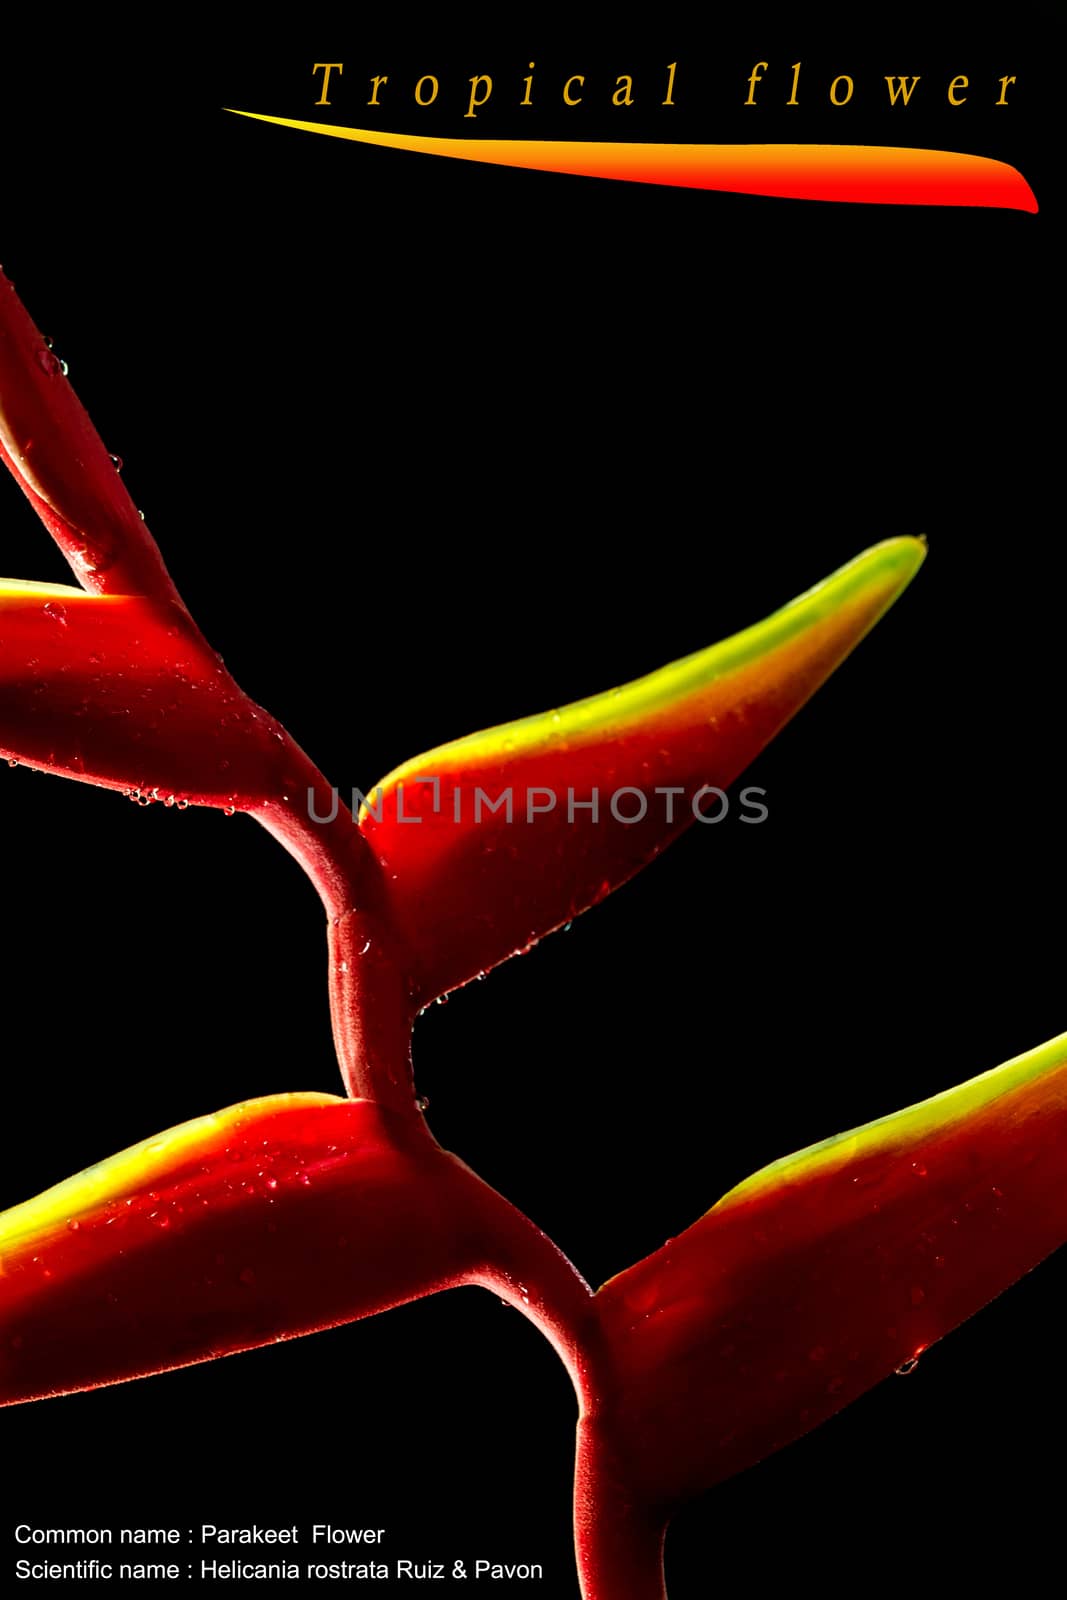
(0, 1095), (485, 1406)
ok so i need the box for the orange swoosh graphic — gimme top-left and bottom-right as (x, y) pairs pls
(225, 112), (1038, 212)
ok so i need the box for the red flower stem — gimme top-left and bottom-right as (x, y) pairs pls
(326, 909), (418, 1111)
(574, 1419), (668, 1600)
(456, 1167), (670, 1600)
(253, 769), (427, 1115)
(255, 767), (383, 924)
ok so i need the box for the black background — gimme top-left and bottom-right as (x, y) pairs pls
(1, 19), (1060, 1596)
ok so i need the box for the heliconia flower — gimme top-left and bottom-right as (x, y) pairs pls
(2, 267), (1063, 1600)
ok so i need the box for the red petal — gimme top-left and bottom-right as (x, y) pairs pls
(0, 579), (295, 808)
(360, 540), (924, 1005)
(595, 1030), (1067, 1508)
(0, 1095), (483, 1405)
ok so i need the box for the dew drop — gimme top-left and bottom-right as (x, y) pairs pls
(223, 805), (236, 817)
(435, 993), (449, 1006)
(43, 601), (68, 626)
(895, 1356), (920, 1376)
(415, 1095), (430, 1113)
(36, 347), (62, 377)
(7, 758), (17, 768)
(67, 1219), (81, 1232)
(175, 798), (190, 810)
(911, 1160), (927, 1177)
(109, 453), (123, 471)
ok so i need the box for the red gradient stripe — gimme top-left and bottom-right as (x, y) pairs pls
(226, 116), (1038, 212)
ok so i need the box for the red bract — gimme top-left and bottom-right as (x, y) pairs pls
(1, 271), (1063, 1600)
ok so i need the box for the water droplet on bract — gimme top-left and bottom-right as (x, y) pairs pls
(148, 1212), (170, 1229)
(67, 1219), (80, 1232)
(435, 993), (449, 1006)
(911, 1160), (927, 1177)
(223, 805), (236, 817)
(562, 921), (573, 932)
(59, 359), (69, 376)
(415, 1096), (430, 1113)
(175, 798), (190, 810)
(138, 509), (146, 521)
(109, 454), (123, 471)
(895, 1356), (920, 1376)
(7, 759), (17, 768)
(360, 939), (371, 955)
(43, 601), (68, 626)
(550, 710), (561, 724)
(36, 347), (62, 377)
